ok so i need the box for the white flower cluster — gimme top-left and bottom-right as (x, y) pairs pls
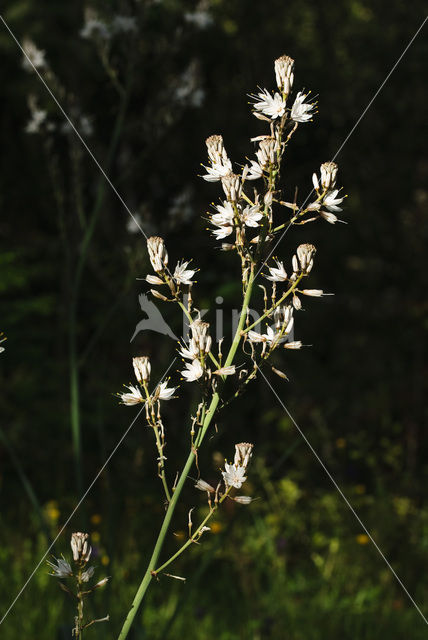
(222, 442), (254, 490)
(119, 355), (176, 406)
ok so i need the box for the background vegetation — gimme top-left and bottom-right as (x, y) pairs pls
(1, 1), (427, 638)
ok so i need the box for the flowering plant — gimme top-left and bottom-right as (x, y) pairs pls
(115, 53), (346, 639)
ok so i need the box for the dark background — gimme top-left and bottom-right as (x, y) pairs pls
(1, 1), (427, 638)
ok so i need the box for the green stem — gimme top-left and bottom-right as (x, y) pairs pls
(117, 268), (255, 640)
(242, 274), (304, 334)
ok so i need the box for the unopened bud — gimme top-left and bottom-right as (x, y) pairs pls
(234, 442), (254, 469)
(274, 55), (294, 94)
(284, 340), (302, 349)
(133, 356), (151, 383)
(147, 236), (168, 273)
(194, 479), (215, 493)
(301, 289), (324, 297)
(320, 161), (338, 190)
(272, 366), (289, 380)
(296, 243), (316, 273)
(151, 289), (169, 301)
(234, 495), (254, 505)
(221, 173), (242, 202)
(146, 274), (164, 285)
(70, 532), (92, 564)
(93, 576), (110, 589)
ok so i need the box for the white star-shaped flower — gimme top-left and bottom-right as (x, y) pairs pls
(245, 160), (264, 180)
(212, 225), (234, 240)
(252, 89), (286, 119)
(222, 463), (247, 489)
(241, 204), (263, 228)
(181, 359), (204, 382)
(211, 201), (235, 226)
(248, 326), (285, 346)
(47, 556), (73, 578)
(120, 384), (144, 405)
(156, 381), (176, 400)
(265, 260), (288, 282)
(290, 91), (315, 123)
(173, 260), (196, 285)
(323, 189), (344, 212)
(202, 159), (233, 182)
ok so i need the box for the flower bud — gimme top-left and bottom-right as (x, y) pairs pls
(274, 54), (294, 94)
(70, 532), (92, 564)
(133, 356), (151, 383)
(320, 161), (338, 190)
(221, 173), (242, 202)
(147, 236), (168, 273)
(190, 320), (211, 354)
(301, 289), (324, 297)
(146, 274), (164, 285)
(194, 479), (215, 493)
(234, 495), (254, 505)
(151, 289), (169, 301)
(206, 134), (229, 166)
(296, 243), (316, 273)
(256, 137), (277, 169)
(233, 442), (254, 469)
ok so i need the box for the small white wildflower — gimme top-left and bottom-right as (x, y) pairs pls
(323, 189), (344, 212)
(266, 260), (288, 282)
(22, 39), (47, 71)
(120, 384), (144, 406)
(47, 556), (73, 578)
(211, 201), (234, 226)
(178, 341), (199, 361)
(212, 225), (234, 240)
(248, 326), (285, 346)
(156, 381), (176, 401)
(202, 135), (232, 182)
(252, 89), (286, 119)
(174, 260), (196, 285)
(241, 204), (263, 228)
(80, 18), (110, 40)
(245, 160), (264, 180)
(181, 359), (204, 382)
(290, 91), (315, 123)
(222, 463), (247, 489)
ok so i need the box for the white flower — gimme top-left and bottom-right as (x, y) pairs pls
(266, 260), (288, 282)
(252, 89), (286, 119)
(222, 463), (247, 489)
(323, 189), (344, 212)
(181, 359), (204, 382)
(290, 91), (315, 123)
(47, 556), (73, 578)
(178, 340), (199, 361)
(212, 225), (233, 240)
(202, 135), (232, 182)
(81, 566), (95, 582)
(22, 39), (47, 71)
(156, 381), (176, 400)
(211, 201), (234, 226)
(80, 18), (110, 40)
(241, 204), (263, 228)
(248, 326), (285, 346)
(174, 260), (196, 285)
(25, 109), (47, 134)
(120, 384), (144, 405)
(245, 160), (264, 180)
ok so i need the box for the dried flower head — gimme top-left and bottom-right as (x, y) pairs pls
(70, 532), (92, 564)
(274, 54), (294, 95)
(133, 356), (151, 384)
(147, 236), (168, 273)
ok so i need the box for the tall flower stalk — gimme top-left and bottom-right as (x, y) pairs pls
(117, 54), (346, 639)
